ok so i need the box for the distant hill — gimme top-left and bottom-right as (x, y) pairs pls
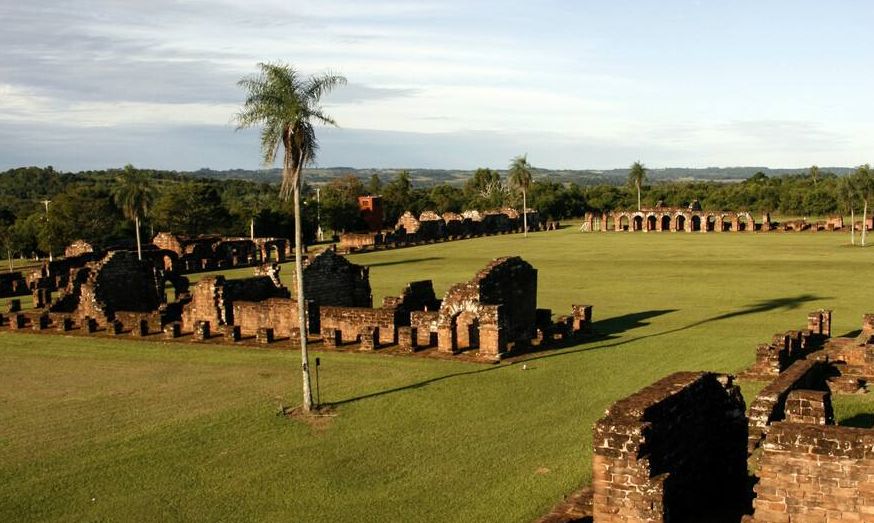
(186, 166), (855, 187)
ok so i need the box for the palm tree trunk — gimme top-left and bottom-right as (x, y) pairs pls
(135, 215), (142, 260)
(293, 168), (315, 412)
(522, 189), (528, 238)
(636, 183), (641, 211)
(851, 208), (856, 246)
(863, 201), (868, 247)
(7, 247), (12, 272)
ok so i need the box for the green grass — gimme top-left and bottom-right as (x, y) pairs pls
(2, 228), (874, 521)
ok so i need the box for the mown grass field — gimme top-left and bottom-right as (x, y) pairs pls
(2, 228), (874, 522)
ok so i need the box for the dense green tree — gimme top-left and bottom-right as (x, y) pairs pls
(320, 175), (366, 233)
(236, 61), (346, 413)
(367, 173), (382, 195)
(428, 184), (465, 214)
(152, 182), (232, 236)
(382, 171), (413, 224)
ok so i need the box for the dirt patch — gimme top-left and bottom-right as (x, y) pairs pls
(284, 404), (337, 433)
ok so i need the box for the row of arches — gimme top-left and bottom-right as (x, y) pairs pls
(599, 211), (757, 233)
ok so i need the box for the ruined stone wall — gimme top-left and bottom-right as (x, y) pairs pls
(747, 359), (830, 453)
(65, 240), (95, 258)
(747, 422), (874, 522)
(181, 275), (287, 331)
(395, 211), (420, 234)
(339, 232), (381, 250)
(382, 280), (440, 317)
(0, 272), (28, 297)
(232, 298), (299, 338)
(76, 251), (163, 326)
(592, 371), (748, 523)
(319, 306), (398, 345)
(290, 250), (371, 308)
(152, 232), (185, 255)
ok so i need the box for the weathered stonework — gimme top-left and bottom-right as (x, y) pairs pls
(592, 371), (748, 522)
(746, 422), (874, 522)
(290, 249), (371, 308)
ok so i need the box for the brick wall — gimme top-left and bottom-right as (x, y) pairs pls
(76, 251), (163, 326)
(592, 371), (748, 522)
(747, 422), (874, 521)
(319, 306), (398, 345)
(748, 359), (829, 454)
(289, 250), (372, 308)
(232, 298), (299, 338)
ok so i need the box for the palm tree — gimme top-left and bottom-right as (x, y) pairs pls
(838, 175), (857, 245)
(628, 161), (647, 211)
(111, 164), (155, 260)
(508, 154), (534, 237)
(236, 62), (346, 413)
(809, 165), (820, 187)
(853, 165), (874, 247)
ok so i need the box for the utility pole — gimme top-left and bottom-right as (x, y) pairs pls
(250, 217), (255, 241)
(316, 187), (323, 242)
(41, 199), (52, 262)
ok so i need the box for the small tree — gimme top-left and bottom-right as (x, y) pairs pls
(508, 154), (534, 237)
(111, 165), (155, 260)
(628, 161), (647, 211)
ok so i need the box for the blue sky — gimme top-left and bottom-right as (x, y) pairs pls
(2, 0), (873, 171)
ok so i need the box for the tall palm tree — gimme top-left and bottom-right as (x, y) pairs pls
(853, 164), (874, 247)
(508, 154), (533, 237)
(808, 165), (820, 187)
(628, 161), (647, 211)
(112, 164), (155, 260)
(838, 175), (857, 246)
(236, 62), (346, 413)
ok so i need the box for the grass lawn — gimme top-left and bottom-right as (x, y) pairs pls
(2, 228), (874, 522)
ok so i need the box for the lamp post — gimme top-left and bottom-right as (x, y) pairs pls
(41, 199), (52, 262)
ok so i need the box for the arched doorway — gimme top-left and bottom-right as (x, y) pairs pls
(676, 215), (686, 232)
(661, 215), (671, 231)
(633, 215), (643, 231)
(691, 215), (701, 232)
(738, 214), (751, 232)
(619, 215), (629, 231)
(647, 215), (657, 231)
(721, 216), (732, 232)
(706, 215), (717, 232)
(453, 311), (480, 350)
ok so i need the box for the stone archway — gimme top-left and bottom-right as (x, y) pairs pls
(676, 214), (687, 232)
(633, 215), (644, 232)
(691, 215), (702, 232)
(661, 215), (671, 231)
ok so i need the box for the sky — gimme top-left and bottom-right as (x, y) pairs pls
(2, 0), (874, 171)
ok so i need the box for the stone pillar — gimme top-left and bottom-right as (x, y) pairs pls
(256, 327), (274, 344)
(359, 326), (378, 351)
(863, 314), (874, 336)
(8, 299), (21, 313)
(133, 319), (149, 337)
(11, 313), (26, 330)
(807, 310), (824, 336)
(83, 316), (98, 334)
(58, 316), (73, 332)
(398, 326), (417, 352)
(821, 310), (832, 338)
(164, 321), (181, 338)
(437, 325), (456, 353)
(33, 313), (49, 331)
(109, 320), (124, 335)
(193, 320), (210, 340)
(322, 327), (341, 348)
(478, 324), (503, 361)
(571, 304), (593, 333)
(225, 325), (241, 342)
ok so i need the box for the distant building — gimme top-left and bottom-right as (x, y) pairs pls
(358, 195), (384, 232)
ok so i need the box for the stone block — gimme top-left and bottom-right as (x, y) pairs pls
(164, 321), (181, 339)
(193, 320), (210, 340)
(256, 327), (274, 344)
(224, 325), (241, 342)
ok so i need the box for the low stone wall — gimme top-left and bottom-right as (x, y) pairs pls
(747, 358), (830, 454)
(232, 298), (299, 338)
(319, 306), (398, 345)
(746, 422), (874, 521)
(592, 371), (748, 522)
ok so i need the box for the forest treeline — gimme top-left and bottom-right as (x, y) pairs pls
(0, 164), (860, 258)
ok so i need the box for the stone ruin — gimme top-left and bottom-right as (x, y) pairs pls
(583, 202), (874, 234)
(152, 232), (290, 272)
(591, 372), (748, 522)
(541, 310), (874, 522)
(339, 207), (551, 252)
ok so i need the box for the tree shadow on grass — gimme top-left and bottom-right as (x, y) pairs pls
(364, 257), (443, 268)
(332, 294), (828, 405)
(841, 413), (874, 429)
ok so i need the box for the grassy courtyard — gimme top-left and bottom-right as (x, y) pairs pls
(2, 228), (874, 522)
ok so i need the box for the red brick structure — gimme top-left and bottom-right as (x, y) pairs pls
(180, 274), (288, 333)
(746, 422), (874, 522)
(592, 371), (748, 522)
(436, 256), (537, 360)
(357, 195), (383, 232)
